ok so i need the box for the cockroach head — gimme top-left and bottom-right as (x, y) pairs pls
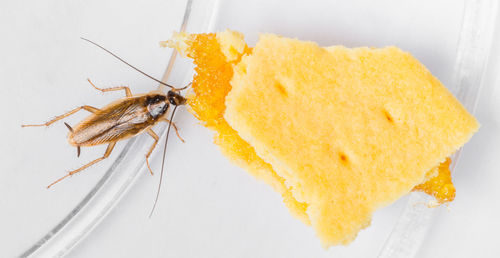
(167, 91), (187, 106)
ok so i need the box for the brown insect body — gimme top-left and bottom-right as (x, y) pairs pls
(23, 38), (188, 215)
(69, 92), (169, 147)
(23, 80), (186, 189)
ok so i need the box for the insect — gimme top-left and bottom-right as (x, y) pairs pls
(22, 38), (189, 215)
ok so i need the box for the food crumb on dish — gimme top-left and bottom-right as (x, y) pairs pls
(162, 30), (478, 247)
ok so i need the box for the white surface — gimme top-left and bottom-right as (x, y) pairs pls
(0, 0), (499, 257)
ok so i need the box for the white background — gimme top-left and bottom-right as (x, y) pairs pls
(1, 0), (499, 257)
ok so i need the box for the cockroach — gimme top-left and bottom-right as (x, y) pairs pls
(22, 38), (188, 215)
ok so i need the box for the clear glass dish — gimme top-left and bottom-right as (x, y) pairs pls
(5, 0), (499, 257)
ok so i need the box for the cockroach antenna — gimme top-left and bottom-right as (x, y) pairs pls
(149, 105), (179, 217)
(80, 37), (183, 91)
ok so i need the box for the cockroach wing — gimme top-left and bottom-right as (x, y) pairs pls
(71, 97), (157, 146)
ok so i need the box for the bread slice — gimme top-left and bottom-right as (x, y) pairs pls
(163, 31), (479, 247)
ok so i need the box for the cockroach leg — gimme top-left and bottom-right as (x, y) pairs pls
(145, 128), (159, 176)
(159, 118), (185, 143)
(47, 142), (116, 188)
(87, 78), (132, 97)
(22, 105), (100, 127)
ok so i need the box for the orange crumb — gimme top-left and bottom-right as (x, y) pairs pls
(413, 158), (456, 203)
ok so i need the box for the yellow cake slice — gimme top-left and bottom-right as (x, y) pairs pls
(162, 31), (479, 247)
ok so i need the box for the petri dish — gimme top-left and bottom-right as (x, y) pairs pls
(3, 0), (499, 257)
